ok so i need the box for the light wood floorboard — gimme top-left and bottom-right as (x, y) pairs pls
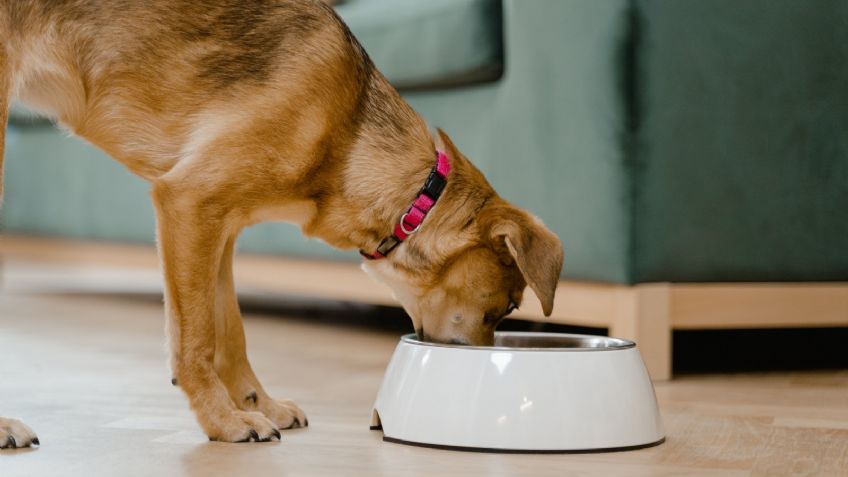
(1, 261), (847, 476)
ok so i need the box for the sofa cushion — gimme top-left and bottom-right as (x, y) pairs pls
(336, 0), (503, 89)
(633, 0), (848, 282)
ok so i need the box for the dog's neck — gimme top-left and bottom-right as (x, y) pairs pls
(338, 107), (438, 253)
(300, 70), (494, 273)
(301, 81), (464, 267)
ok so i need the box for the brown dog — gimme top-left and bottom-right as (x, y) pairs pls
(0, 0), (563, 446)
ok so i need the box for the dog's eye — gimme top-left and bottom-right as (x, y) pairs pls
(485, 301), (518, 326)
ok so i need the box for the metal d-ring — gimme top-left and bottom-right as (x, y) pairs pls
(399, 212), (421, 235)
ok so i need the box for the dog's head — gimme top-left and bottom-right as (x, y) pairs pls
(363, 131), (563, 346)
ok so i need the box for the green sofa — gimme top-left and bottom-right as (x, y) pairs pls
(4, 0), (847, 284)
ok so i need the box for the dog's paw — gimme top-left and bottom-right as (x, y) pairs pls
(205, 410), (281, 443)
(0, 417), (39, 449)
(256, 398), (308, 430)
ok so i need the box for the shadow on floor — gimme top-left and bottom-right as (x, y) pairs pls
(673, 328), (848, 374)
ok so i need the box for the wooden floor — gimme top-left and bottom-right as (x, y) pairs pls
(1, 261), (848, 476)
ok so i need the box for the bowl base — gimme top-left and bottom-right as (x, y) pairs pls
(377, 433), (666, 454)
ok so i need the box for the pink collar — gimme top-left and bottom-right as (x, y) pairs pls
(360, 150), (452, 260)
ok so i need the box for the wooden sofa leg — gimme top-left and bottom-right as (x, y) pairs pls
(610, 283), (672, 381)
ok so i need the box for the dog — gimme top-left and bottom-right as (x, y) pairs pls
(0, 0), (563, 446)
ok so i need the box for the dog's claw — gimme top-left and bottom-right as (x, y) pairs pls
(213, 428), (277, 443)
(304, 418), (309, 427)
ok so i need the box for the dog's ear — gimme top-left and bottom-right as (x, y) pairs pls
(481, 203), (563, 316)
(436, 128), (460, 161)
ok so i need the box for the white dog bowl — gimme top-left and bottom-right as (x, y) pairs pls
(370, 332), (665, 453)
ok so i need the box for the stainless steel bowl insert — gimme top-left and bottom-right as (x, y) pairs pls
(401, 332), (635, 351)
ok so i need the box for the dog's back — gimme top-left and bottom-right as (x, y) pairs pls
(0, 0), (373, 180)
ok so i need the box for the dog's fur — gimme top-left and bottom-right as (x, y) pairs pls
(0, 0), (563, 445)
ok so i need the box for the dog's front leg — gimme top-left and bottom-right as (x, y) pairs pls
(152, 181), (277, 443)
(214, 236), (307, 430)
